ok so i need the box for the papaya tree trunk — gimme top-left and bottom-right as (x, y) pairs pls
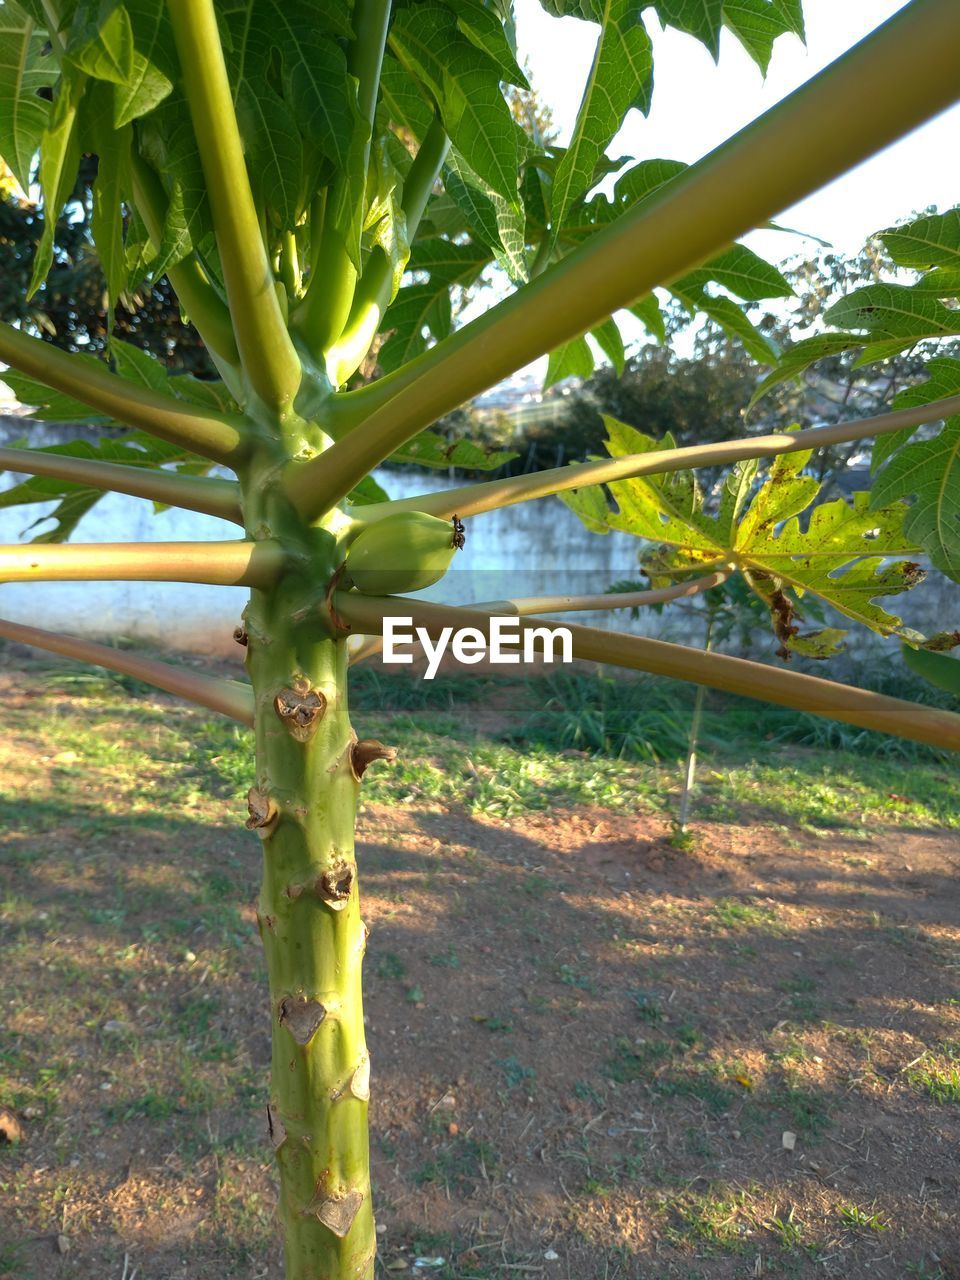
(241, 448), (376, 1279)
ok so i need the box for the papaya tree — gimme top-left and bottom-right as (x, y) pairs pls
(2, 1), (960, 1276)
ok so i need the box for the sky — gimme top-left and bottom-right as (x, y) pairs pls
(513, 0), (960, 261)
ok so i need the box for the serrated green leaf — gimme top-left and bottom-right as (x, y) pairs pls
(379, 51), (435, 139)
(389, 430), (516, 472)
(722, 0), (799, 74)
(826, 282), (960, 343)
(653, 0), (724, 57)
(88, 80), (131, 306)
(550, 0), (653, 236)
(545, 335), (594, 388)
(378, 283), (451, 374)
(66, 1), (134, 86)
(749, 332), (862, 408)
(870, 419), (960, 580)
(874, 356), (960, 471)
(446, 0), (529, 88)
(629, 294), (666, 343)
(0, 434), (211, 541)
(770, 0), (805, 40)
(560, 417), (925, 656)
(1, 367), (109, 421)
(672, 286), (778, 364)
(673, 243), (792, 302)
(880, 208), (960, 272)
(0, 0), (58, 191)
(114, 0), (174, 126)
(28, 67), (84, 299)
(590, 317), (625, 374)
(390, 5), (522, 207)
(443, 147), (527, 283)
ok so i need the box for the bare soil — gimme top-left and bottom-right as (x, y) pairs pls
(1, 667), (959, 1279)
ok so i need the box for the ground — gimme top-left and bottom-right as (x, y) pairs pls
(0, 647), (959, 1279)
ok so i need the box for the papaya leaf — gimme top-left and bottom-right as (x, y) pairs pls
(825, 282), (960, 343)
(114, 0), (175, 127)
(560, 417), (926, 657)
(389, 431), (516, 472)
(544, 334), (594, 389)
(870, 419), (960, 580)
(591, 316), (625, 375)
(0, 0), (58, 191)
(445, 0), (529, 89)
(873, 356), (960, 471)
(28, 66), (85, 299)
(880, 207), (960, 272)
(0, 435), (213, 542)
(652, 0), (724, 58)
(65, 0), (134, 87)
(87, 81), (132, 307)
(390, 5), (522, 207)
(749, 333), (862, 408)
(550, 0), (653, 237)
(629, 294), (666, 344)
(902, 642), (960, 695)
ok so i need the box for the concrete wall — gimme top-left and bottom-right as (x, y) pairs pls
(1, 417), (953, 667)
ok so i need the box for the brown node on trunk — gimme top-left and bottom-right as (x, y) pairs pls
(314, 1188), (364, 1238)
(350, 1054), (371, 1101)
(246, 787), (279, 836)
(350, 739), (398, 780)
(233, 625), (248, 646)
(317, 860), (355, 909)
(274, 675), (327, 741)
(266, 1102), (286, 1151)
(278, 995), (327, 1046)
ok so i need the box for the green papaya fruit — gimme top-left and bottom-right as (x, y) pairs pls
(344, 511), (464, 595)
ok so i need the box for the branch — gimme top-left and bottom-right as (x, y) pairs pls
(293, 0), (392, 360)
(0, 447), (243, 523)
(167, 0), (301, 413)
(335, 594), (960, 753)
(0, 540), (284, 588)
(351, 391), (960, 522)
(494, 572), (731, 617)
(129, 150), (240, 375)
(0, 322), (248, 465)
(0, 616), (253, 725)
(286, 0), (960, 518)
(347, 572), (729, 664)
(329, 118), (451, 386)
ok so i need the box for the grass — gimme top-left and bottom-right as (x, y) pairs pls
(1, 652), (958, 1278)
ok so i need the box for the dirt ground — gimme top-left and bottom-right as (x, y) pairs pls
(1, 665), (959, 1279)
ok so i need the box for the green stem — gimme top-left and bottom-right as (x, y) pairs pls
(335, 594), (960, 753)
(288, 0), (960, 517)
(0, 321), (249, 465)
(129, 149), (241, 375)
(0, 447), (243, 523)
(678, 615), (713, 831)
(347, 572), (730, 665)
(167, 0), (301, 414)
(328, 118), (450, 386)
(348, 390), (960, 522)
(0, 539), (284, 587)
(241, 460), (375, 1279)
(293, 0), (392, 363)
(0, 616), (253, 724)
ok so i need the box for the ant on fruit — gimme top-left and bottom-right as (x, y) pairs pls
(452, 514), (466, 550)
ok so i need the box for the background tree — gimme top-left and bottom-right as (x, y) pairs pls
(1, 3), (960, 1278)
